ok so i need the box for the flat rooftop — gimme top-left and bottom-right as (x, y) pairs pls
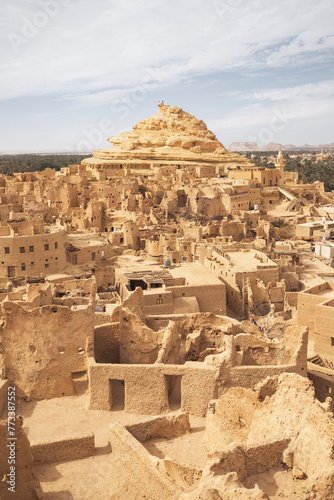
(116, 256), (222, 286)
(214, 249), (277, 273)
(304, 282), (334, 299)
(67, 234), (109, 248)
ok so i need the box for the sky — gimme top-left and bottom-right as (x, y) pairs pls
(0, 0), (334, 152)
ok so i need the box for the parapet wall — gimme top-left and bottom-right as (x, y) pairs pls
(31, 433), (95, 464)
(208, 438), (290, 480)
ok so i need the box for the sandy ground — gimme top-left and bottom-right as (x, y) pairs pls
(243, 465), (312, 500)
(15, 393), (142, 448)
(3, 394), (207, 499)
(36, 453), (148, 500)
(143, 416), (207, 469)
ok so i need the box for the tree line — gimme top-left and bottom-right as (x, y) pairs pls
(0, 154), (90, 175)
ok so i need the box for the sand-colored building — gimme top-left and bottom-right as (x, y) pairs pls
(228, 165), (281, 187)
(204, 247), (278, 315)
(115, 262), (226, 316)
(0, 219), (66, 279)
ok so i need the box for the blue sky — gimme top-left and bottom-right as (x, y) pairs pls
(0, 0), (334, 152)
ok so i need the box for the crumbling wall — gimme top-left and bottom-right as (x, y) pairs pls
(120, 308), (160, 364)
(204, 373), (334, 499)
(233, 325), (307, 372)
(0, 379), (9, 415)
(94, 323), (120, 363)
(0, 418), (44, 500)
(109, 422), (181, 500)
(0, 301), (94, 400)
(119, 288), (182, 364)
(127, 413), (190, 442)
(247, 278), (271, 316)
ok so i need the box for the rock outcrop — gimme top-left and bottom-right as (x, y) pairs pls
(83, 103), (250, 168)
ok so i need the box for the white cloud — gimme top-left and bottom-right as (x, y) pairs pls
(208, 92), (334, 146)
(0, 0), (333, 105)
(231, 80), (334, 102)
(1, 0), (334, 150)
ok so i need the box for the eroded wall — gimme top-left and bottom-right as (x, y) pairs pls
(0, 301), (94, 400)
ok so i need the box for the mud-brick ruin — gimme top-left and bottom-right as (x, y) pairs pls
(1, 104), (334, 499)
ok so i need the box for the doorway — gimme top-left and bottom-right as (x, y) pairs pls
(110, 379), (125, 410)
(7, 266), (15, 278)
(165, 375), (182, 410)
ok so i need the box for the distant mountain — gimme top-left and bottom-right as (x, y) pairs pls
(229, 142), (334, 152)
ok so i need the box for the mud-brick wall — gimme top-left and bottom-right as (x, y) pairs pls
(314, 303), (334, 361)
(308, 367), (334, 403)
(1, 301), (94, 400)
(285, 292), (298, 308)
(88, 361), (217, 417)
(94, 323), (120, 363)
(168, 284), (226, 315)
(297, 291), (327, 341)
(0, 419), (43, 500)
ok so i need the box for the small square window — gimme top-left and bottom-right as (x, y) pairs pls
(45, 263), (49, 268)
(44, 244), (49, 251)
(20, 247), (25, 254)
(31, 262), (34, 265)
(156, 298), (163, 304)
(4, 247), (10, 255)
(21, 263), (26, 271)
(29, 246), (34, 252)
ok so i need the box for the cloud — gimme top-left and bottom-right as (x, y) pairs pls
(1, 0), (333, 150)
(230, 80), (334, 102)
(208, 91), (334, 146)
(1, 0), (334, 105)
